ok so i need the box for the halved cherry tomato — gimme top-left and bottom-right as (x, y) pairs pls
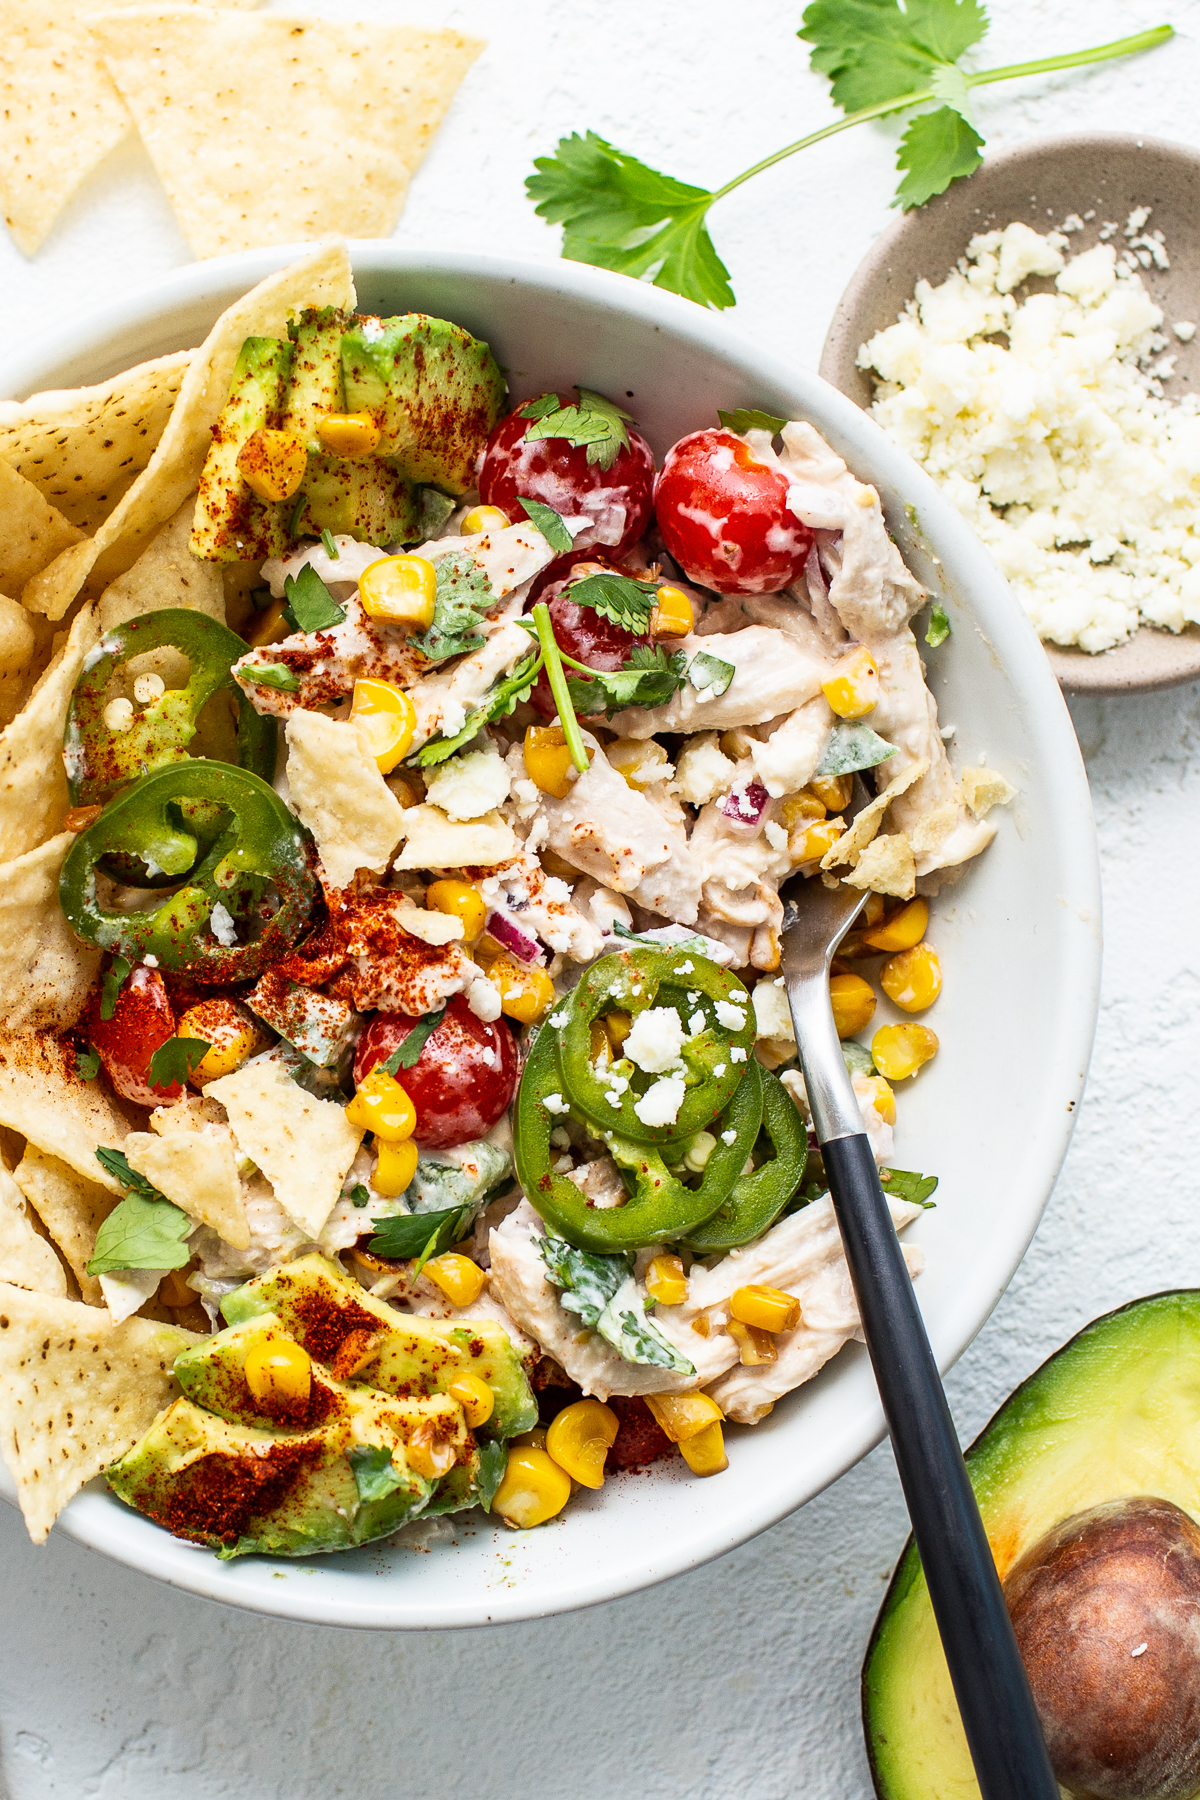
(478, 392), (655, 559)
(354, 995), (517, 1149)
(527, 555), (651, 718)
(654, 428), (813, 594)
(85, 964), (182, 1107)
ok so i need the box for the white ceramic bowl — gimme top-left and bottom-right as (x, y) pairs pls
(0, 246), (1101, 1629)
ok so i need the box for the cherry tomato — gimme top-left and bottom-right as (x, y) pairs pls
(354, 995), (517, 1149)
(85, 964), (182, 1107)
(478, 392), (655, 559)
(654, 428), (813, 594)
(527, 555), (650, 719)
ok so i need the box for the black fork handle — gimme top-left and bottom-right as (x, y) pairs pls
(822, 1133), (1058, 1800)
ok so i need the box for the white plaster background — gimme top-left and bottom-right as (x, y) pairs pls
(1, 0), (1199, 1793)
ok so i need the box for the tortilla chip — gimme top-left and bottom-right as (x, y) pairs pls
(88, 10), (483, 259)
(843, 832), (916, 900)
(0, 1281), (201, 1541)
(0, 595), (36, 729)
(123, 1122), (249, 1250)
(0, 351), (191, 533)
(22, 243), (355, 620)
(0, 462), (84, 596)
(0, 601), (98, 862)
(0, 1165), (67, 1297)
(13, 1145), (116, 1306)
(906, 799), (964, 860)
(285, 711), (407, 889)
(207, 1057), (362, 1239)
(821, 759), (929, 871)
(960, 766), (1017, 819)
(0, 833), (101, 1033)
(0, 1035), (133, 1192)
(98, 497), (224, 631)
(395, 805), (518, 871)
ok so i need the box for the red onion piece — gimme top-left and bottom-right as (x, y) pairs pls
(486, 910), (542, 964)
(722, 781), (770, 827)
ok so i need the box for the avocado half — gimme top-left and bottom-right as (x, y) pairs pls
(862, 1291), (1200, 1800)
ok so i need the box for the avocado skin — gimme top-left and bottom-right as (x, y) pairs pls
(861, 1290), (1200, 1800)
(222, 1252), (537, 1440)
(341, 314), (506, 495)
(191, 335), (292, 563)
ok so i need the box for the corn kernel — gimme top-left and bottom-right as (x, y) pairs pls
(780, 789), (827, 828)
(490, 953), (556, 1024)
(177, 999), (264, 1085)
(863, 893), (887, 927)
(728, 1318), (778, 1365)
(423, 1253), (487, 1307)
(872, 1023), (939, 1081)
(316, 411), (382, 459)
(678, 1420), (728, 1476)
(809, 773), (853, 811)
(605, 738), (673, 790)
(650, 583), (695, 638)
(425, 878), (486, 942)
(860, 1074), (896, 1125)
(345, 1069), (417, 1142)
(359, 555), (437, 629)
(406, 1418), (457, 1480)
(546, 1398), (619, 1489)
(387, 771), (424, 809)
(880, 942), (942, 1013)
(246, 597), (290, 648)
(447, 1372), (495, 1428)
(863, 896), (928, 953)
(524, 723), (588, 798)
(792, 817), (846, 864)
(605, 1010), (632, 1050)
(829, 971), (876, 1037)
(158, 1269), (196, 1310)
(644, 1392), (724, 1444)
(493, 1446), (572, 1527)
(373, 1137), (419, 1196)
(730, 1284), (801, 1333)
(236, 428), (307, 502)
(350, 677), (416, 773)
(244, 1336), (312, 1406)
(461, 504), (509, 534)
(588, 1019), (613, 1065)
(646, 1254), (689, 1307)
(514, 1426), (547, 1450)
(822, 646), (880, 719)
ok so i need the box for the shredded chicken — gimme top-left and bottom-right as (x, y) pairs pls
(611, 625), (832, 738)
(275, 882), (482, 1015)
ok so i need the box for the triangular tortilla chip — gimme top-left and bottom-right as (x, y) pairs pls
(0, 1165), (67, 1296)
(0, 1035), (134, 1191)
(0, 595), (36, 729)
(98, 498), (224, 631)
(0, 833), (101, 1033)
(0, 1281), (201, 1541)
(88, 9), (483, 258)
(22, 241), (355, 619)
(0, 351), (191, 533)
(0, 600), (97, 861)
(207, 1057), (362, 1239)
(13, 1145), (116, 1306)
(0, 461), (83, 596)
(123, 1123), (249, 1250)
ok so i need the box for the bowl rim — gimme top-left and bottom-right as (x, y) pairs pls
(0, 242), (1103, 1628)
(817, 128), (1200, 698)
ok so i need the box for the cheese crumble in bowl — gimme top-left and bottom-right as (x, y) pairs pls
(0, 245), (1098, 1628)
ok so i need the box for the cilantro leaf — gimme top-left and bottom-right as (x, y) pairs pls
(147, 1037), (211, 1091)
(99, 954), (131, 1023)
(380, 1006), (447, 1074)
(816, 722), (897, 778)
(520, 388), (633, 473)
(87, 1157), (193, 1276)
(348, 1183), (371, 1208)
(411, 554), (496, 663)
(925, 602), (951, 647)
(94, 1146), (162, 1203)
(75, 1043), (100, 1081)
(516, 497), (573, 554)
(687, 650), (735, 698)
(476, 1437), (508, 1511)
(526, 132), (733, 311)
(567, 571), (659, 634)
(718, 408), (786, 437)
(893, 104), (984, 209)
(880, 1167), (939, 1208)
(368, 1202), (475, 1266)
(348, 1444), (408, 1504)
(798, 0), (988, 112)
(409, 653), (543, 768)
(249, 662), (301, 694)
(567, 645), (688, 717)
(284, 564), (345, 633)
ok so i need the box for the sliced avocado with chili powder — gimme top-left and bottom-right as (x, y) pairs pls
(862, 1290), (1200, 1800)
(221, 1253), (537, 1440)
(340, 313), (506, 495)
(282, 307), (348, 451)
(191, 335), (293, 563)
(289, 453), (421, 545)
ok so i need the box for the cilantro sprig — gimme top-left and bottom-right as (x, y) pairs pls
(527, 18), (1173, 309)
(88, 1149), (192, 1276)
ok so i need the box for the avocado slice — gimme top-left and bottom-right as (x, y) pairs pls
(341, 314), (506, 494)
(290, 454), (421, 545)
(191, 335), (292, 562)
(221, 1253), (537, 1440)
(106, 1383), (443, 1558)
(282, 307), (348, 451)
(862, 1291), (1200, 1800)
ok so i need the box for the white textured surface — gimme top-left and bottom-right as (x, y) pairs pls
(1, 0), (1199, 1792)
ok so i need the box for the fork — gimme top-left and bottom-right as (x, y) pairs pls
(779, 787), (1058, 1800)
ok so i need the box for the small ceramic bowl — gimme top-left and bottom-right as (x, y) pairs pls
(820, 132), (1200, 696)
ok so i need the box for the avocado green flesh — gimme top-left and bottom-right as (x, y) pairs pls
(863, 1291), (1200, 1800)
(190, 335), (291, 563)
(291, 452), (421, 544)
(221, 1252), (537, 1439)
(282, 308), (348, 450)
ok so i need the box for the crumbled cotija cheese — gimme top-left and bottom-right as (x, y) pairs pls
(859, 216), (1200, 652)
